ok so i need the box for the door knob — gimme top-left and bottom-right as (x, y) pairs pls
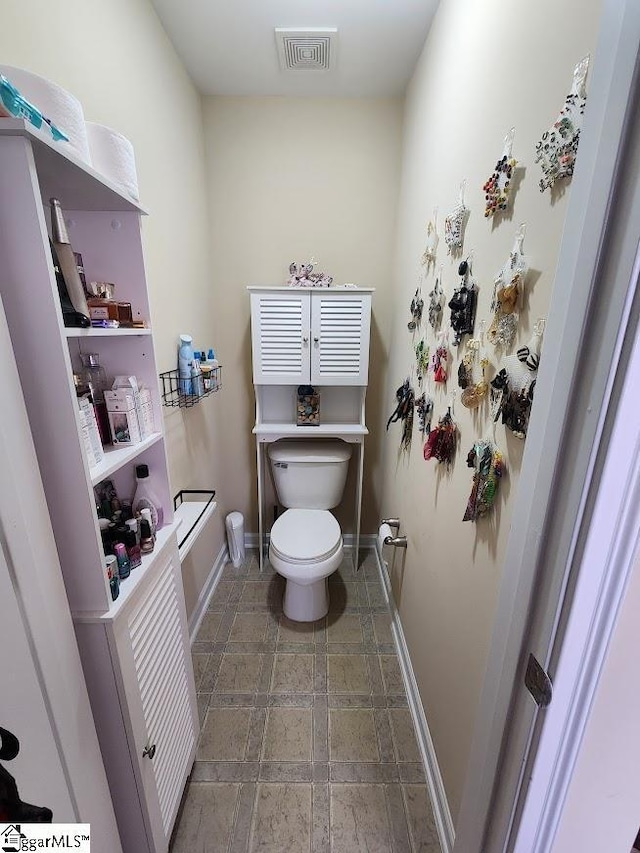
(313, 336), (319, 343)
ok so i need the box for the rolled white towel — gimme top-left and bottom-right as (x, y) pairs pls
(0, 65), (90, 163)
(86, 121), (139, 201)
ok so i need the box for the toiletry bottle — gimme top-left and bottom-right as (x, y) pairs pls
(191, 353), (203, 397)
(132, 463), (164, 529)
(105, 555), (119, 601)
(79, 353), (111, 444)
(140, 507), (154, 538)
(178, 334), (194, 394)
(208, 348), (220, 390)
(50, 198), (90, 319)
(125, 529), (142, 569)
(113, 542), (131, 580)
(50, 239), (90, 328)
(125, 517), (139, 544)
(140, 519), (154, 554)
(200, 350), (212, 391)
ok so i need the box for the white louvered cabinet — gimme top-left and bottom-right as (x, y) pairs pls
(76, 534), (198, 853)
(248, 286), (373, 571)
(250, 288), (372, 385)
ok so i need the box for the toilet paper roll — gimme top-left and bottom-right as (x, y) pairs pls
(377, 523), (393, 553)
(0, 65), (91, 163)
(86, 122), (139, 201)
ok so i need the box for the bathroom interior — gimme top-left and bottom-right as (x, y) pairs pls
(3, 0), (640, 852)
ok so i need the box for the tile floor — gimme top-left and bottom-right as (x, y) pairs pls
(171, 550), (441, 853)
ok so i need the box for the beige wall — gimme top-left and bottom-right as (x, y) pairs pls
(0, 0), (226, 613)
(201, 96), (403, 533)
(381, 0), (601, 821)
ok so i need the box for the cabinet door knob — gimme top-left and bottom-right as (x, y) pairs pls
(313, 336), (320, 344)
(302, 336), (309, 344)
(143, 743), (156, 760)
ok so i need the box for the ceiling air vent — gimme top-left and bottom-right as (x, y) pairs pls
(275, 28), (337, 72)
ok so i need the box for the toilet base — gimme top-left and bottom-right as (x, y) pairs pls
(283, 577), (329, 622)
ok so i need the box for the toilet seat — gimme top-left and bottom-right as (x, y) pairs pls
(270, 508), (341, 564)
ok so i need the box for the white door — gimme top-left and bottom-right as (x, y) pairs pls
(250, 291), (311, 384)
(454, 5), (640, 851)
(310, 292), (371, 385)
(0, 540), (73, 822)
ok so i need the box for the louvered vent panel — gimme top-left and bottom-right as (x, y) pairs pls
(130, 562), (195, 837)
(259, 299), (304, 376)
(318, 299), (364, 376)
(275, 28), (337, 72)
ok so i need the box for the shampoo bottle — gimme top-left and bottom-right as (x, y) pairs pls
(50, 198), (90, 319)
(191, 353), (203, 397)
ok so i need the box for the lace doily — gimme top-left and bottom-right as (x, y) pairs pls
(535, 56), (589, 193)
(444, 182), (468, 253)
(483, 128), (518, 217)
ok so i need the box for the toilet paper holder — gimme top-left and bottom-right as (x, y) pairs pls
(381, 518), (407, 548)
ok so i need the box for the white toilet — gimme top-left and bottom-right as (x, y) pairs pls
(268, 439), (352, 621)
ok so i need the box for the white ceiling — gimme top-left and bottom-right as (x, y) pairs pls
(150, 0), (439, 97)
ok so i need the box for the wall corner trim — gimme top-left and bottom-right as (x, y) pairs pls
(188, 542), (229, 644)
(374, 542), (456, 853)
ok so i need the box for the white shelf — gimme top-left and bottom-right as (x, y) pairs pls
(0, 119), (146, 213)
(105, 523), (177, 620)
(175, 499), (218, 561)
(65, 327), (152, 338)
(89, 432), (163, 485)
(253, 422), (368, 437)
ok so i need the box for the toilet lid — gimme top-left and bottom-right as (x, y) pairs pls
(270, 509), (341, 564)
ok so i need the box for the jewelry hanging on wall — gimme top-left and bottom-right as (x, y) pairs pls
(428, 266), (444, 331)
(462, 440), (506, 522)
(431, 330), (448, 383)
(482, 128), (518, 218)
(423, 393), (458, 467)
(448, 256), (477, 346)
(407, 287), (424, 332)
(421, 208), (439, 270)
(459, 328), (490, 409)
(444, 181), (469, 255)
(490, 318), (545, 438)
(386, 378), (415, 453)
(487, 224), (528, 350)
(535, 56), (589, 193)
(415, 338), (430, 387)
(415, 392), (434, 437)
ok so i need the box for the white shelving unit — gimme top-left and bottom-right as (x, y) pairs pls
(248, 286), (373, 571)
(0, 120), (198, 853)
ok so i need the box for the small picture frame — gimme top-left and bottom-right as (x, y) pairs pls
(296, 385), (320, 426)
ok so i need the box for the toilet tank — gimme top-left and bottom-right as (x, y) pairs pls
(268, 439), (352, 509)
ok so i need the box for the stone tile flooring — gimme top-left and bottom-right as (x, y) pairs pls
(171, 550), (441, 853)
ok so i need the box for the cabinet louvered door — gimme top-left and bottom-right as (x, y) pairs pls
(251, 291), (310, 384)
(114, 542), (198, 853)
(311, 292), (371, 385)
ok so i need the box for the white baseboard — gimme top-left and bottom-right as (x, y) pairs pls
(374, 544), (456, 853)
(188, 541), (229, 645)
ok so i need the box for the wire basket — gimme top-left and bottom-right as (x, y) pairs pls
(159, 366), (222, 408)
